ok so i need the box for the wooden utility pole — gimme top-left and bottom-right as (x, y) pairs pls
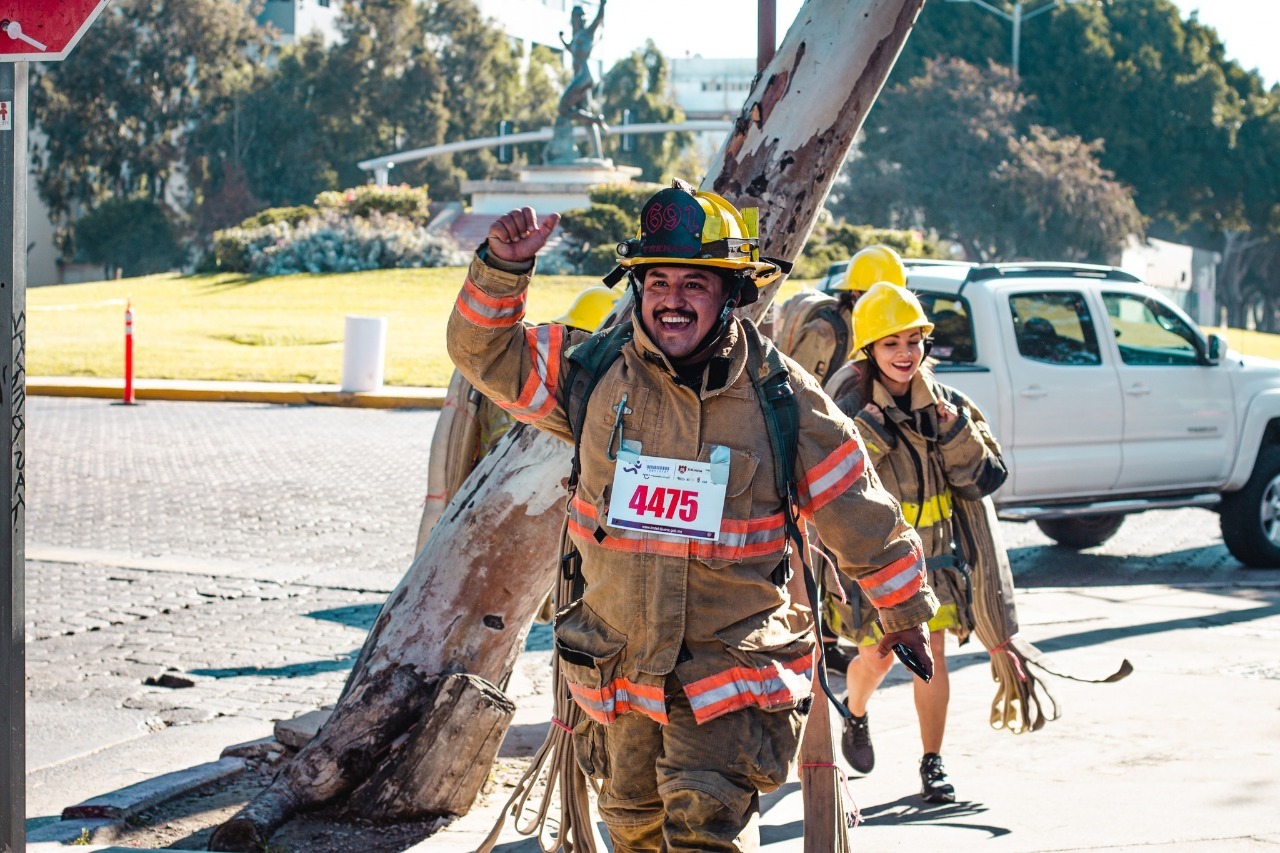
(758, 0), (776, 73)
(210, 1), (927, 848)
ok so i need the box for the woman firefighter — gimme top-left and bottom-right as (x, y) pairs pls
(824, 281), (1008, 803)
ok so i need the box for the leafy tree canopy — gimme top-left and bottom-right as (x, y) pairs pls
(600, 41), (693, 182)
(836, 58), (1142, 262)
(31, 0), (266, 221)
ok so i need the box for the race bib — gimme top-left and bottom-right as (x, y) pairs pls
(608, 442), (729, 541)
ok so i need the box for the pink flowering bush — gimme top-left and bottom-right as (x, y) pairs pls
(314, 184), (432, 225)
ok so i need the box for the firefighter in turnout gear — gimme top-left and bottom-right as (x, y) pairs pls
(824, 281), (1008, 804)
(775, 244), (910, 675)
(447, 179), (938, 851)
(775, 244), (907, 387)
(417, 284), (622, 556)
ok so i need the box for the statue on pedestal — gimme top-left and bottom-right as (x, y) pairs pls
(545, 1), (608, 164)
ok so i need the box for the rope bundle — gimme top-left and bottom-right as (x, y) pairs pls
(477, 535), (600, 853)
(957, 495), (1132, 734)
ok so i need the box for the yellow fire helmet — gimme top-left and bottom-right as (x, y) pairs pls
(834, 244), (907, 293)
(604, 178), (787, 307)
(553, 285), (622, 332)
(852, 281), (935, 360)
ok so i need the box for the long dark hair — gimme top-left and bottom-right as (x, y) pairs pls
(854, 342), (937, 412)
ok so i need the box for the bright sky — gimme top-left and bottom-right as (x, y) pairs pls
(592, 0), (1277, 88)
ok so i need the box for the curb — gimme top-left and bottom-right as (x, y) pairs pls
(27, 757), (246, 847)
(28, 377), (447, 410)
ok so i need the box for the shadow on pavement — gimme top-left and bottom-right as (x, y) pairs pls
(856, 795), (1009, 836)
(1007, 542), (1275, 588)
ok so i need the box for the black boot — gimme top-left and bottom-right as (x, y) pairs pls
(919, 753), (955, 803)
(822, 641), (855, 675)
(840, 712), (874, 773)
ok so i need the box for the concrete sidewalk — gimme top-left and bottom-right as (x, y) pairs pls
(30, 579), (1280, 852)
(19, 392), (1280, 851)
(28, 376), (446, 409)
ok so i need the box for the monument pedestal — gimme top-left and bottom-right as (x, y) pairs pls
(461, 162), (644, 215)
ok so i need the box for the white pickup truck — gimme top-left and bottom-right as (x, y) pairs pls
(874, 260), (1278, 568)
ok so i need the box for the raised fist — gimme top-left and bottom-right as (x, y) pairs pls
(487, 207), (561, 265)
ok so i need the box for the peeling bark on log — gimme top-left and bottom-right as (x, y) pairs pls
(347, 674), (515, 818)
(708, 0), (928, 314)
(209, 1), (925, 847)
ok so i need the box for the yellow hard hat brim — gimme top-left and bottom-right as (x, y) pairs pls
(853, 318), (935, 359)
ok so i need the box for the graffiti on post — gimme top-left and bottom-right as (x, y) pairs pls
(5, 309), (24, 527)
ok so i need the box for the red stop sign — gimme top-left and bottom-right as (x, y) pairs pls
(0, 0), (111, 62)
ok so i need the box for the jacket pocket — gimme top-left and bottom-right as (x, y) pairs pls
(700, 447), (763, 569)
(554, 599), (629, 723)
(572, 717), (610, 780)
(709, 606), (816, 713)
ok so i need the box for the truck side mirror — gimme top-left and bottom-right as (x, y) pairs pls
(1202, 332), (1227, 366)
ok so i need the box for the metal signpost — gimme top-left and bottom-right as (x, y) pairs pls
(1, 2), (113, 848)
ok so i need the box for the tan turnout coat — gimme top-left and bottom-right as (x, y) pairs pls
(448, 255), (938, 727)
(824, 363), (1008, 643)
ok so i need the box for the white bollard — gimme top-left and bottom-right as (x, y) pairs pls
(341, 316), (388, 393)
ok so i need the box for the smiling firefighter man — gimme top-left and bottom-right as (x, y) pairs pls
(447, 179), (938, 852)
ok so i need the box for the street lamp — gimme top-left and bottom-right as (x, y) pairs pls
(945, 0), (1082, 83)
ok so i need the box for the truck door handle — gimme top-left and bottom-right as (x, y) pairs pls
(1018, 386), (1048, 399)
(1125, 384), (1151, 396)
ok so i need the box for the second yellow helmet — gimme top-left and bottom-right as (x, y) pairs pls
(852, 282), (934, 359)
(554, 285), (622, 332)
(835, 244), (907, 293)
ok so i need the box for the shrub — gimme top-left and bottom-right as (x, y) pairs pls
(793, 220), (946, 279)
(559, 203), (631, 248)
(213, 221), (289, 273)
(587, 184), (657, 221)
(557, 203), (631, 274)
(314, 184), (432, 225)
(582, 245), (621, 276)
(237, 205), (318, 230)
(245, 211), (467, 275)
(73, 196), (182, 277)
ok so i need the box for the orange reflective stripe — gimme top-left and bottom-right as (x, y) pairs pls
(684, 652), (814, 723)
(858, 547), (926, 608)
(455, 278), (526, 329)
(566, 677), (669, 725)
(497, 324), (566, 424)
(797, 439), (866, 518)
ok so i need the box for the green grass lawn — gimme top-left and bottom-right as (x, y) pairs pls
(29, 268), (1272, 387)
(29, 268), (605, 388)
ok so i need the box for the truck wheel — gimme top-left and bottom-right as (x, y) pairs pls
(1034, 514), (1125, 549)
(1220, 445), (1280, 568)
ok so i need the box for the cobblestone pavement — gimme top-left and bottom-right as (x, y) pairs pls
(29, 397), (436, 578)
(22, 396), (1259, 821)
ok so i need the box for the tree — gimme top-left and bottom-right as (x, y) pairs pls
(409, 0), (528, 196)
(194, 35), (342, 216)
(30, 0), (267, 224)
(72, 195), (181, 277)
(319, 0), (452, 191)
(835, 58), (1142, 262)
(993, 127), (1143, 262)
(600, 41), (693, 182)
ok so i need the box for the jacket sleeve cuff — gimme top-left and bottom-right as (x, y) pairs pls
(877, 586), (940, 634)
(468, 252), (536, 296)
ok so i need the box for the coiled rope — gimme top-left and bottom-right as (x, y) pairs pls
(956, 495), (1132, 734)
